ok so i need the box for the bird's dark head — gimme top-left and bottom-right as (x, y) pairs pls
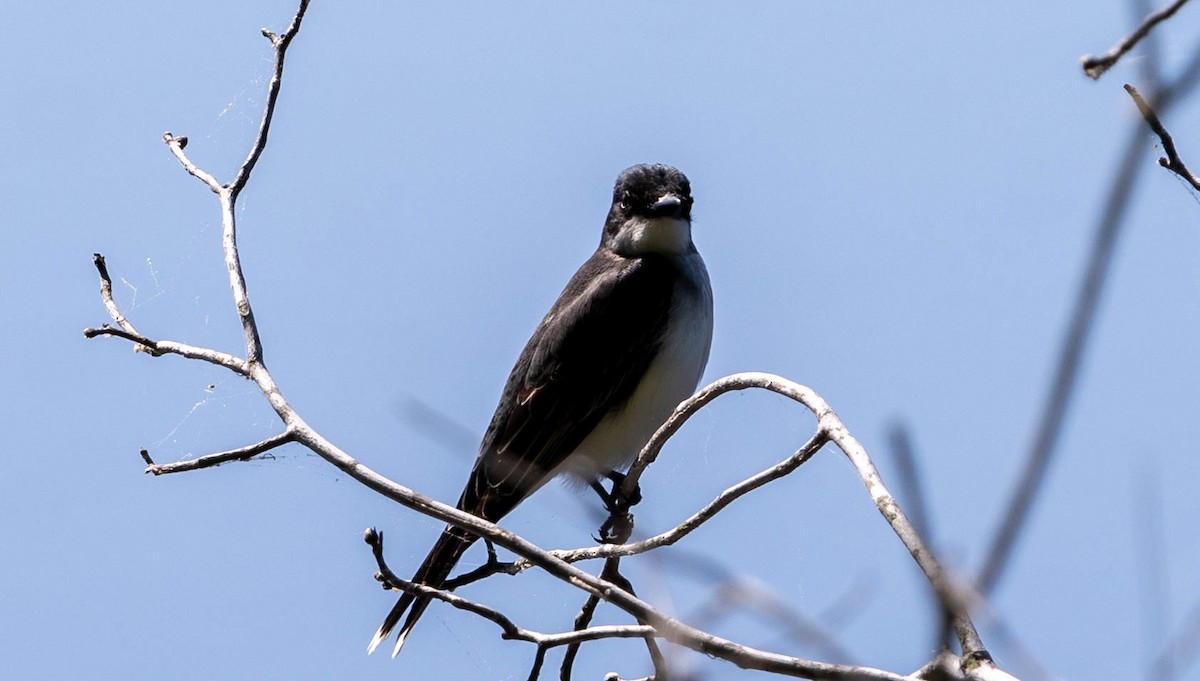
(603, 164), (695, 256)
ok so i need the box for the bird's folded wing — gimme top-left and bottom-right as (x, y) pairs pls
(460, 249), (679, 518)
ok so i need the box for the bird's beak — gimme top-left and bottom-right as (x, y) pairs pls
(648, 194), (684, 219)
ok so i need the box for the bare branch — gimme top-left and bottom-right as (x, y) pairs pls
(162, 133), (221, 192)
(142, 430), (297, 475)
(229, 0), (310, 199)
(84, 322), (249, 374)
(559, 373), (987, 665)
(1081, 0), (1191, 79)
(561, 589), (602, 681)
(89, 253), (148, 346)
(158, 2), (311, 364)
(1125, 83), (1200, 190)
(85, 253), (249, 373)
(273, 393), (913, 679)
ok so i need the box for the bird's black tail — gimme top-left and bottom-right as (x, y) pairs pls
(367, 526), (477, 657)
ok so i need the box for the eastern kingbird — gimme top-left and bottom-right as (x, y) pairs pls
(369, 163), (714, 657)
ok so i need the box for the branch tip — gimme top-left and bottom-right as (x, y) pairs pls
(1124, 82), (1200, 190)
(1080, 0), (1193, 79)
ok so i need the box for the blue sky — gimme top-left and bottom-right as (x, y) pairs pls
(4, 2), (1200, 679)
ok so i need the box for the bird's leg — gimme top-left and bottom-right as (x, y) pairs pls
(589, 479), (618, 513)
(603, 469), (642, 507)
(593, 470), (641, 544)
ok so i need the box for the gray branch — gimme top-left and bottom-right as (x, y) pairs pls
(1081, 0), (1191, 79)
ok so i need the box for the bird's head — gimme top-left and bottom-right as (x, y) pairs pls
(604, 164), (695, 257)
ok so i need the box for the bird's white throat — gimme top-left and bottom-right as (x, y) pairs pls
(613, 216), (693, 256)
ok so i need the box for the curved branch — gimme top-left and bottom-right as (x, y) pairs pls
(555, 430), (826, 563)
(163, 133), (221, 192)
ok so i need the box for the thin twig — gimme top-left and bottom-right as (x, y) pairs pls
(561, 591), (602, 681)
(1125, 83), (1200, 190)
(230, 2), (310, 199)
(89, 254), (146, 344)
(142, 430), (297, 475)
(1081, 0), (1191, 79)
(160, 4), (312, 364)
(162, 133), (221, 192)
(84, 321), (249, 374)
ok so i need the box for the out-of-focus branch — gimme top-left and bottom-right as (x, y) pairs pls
(886, 422), (933, 543)
(979, 42), (1200, 597)
(1147, 596), (1200, 681)
(978, 125), (1145, 595)
(687, 576), (856, 664)
(1081, 0), (1191, 79)
(1125, 83), (1200, 190)
(1133, 457), (1173, 679)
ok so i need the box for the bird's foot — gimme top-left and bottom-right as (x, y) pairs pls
(592, 471), (640, 544)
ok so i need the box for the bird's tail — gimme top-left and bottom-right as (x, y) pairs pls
(367, 526), (477, 658)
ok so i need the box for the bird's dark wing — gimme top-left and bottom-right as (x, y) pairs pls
(372, 249), (684, 657)
(459, 248), (680, 520)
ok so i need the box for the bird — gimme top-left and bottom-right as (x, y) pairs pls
(368, 163), (714, 658)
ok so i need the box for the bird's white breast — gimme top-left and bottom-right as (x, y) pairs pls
(557, 251), (713, 483)
(613, 216), (693, 257)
